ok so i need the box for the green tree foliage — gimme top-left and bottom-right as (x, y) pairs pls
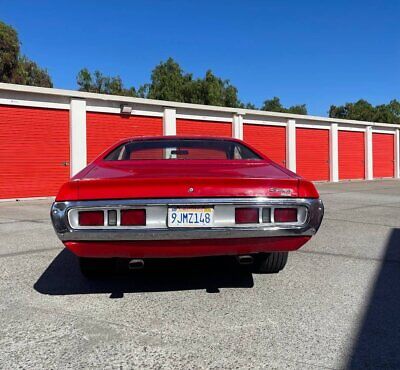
(76, 68), (136, 96)
(329, 99), (400, 124)
(0, 21), (52, 87)
(146, 58), (242, 107)
(77, 58), (243, 107)
(261, 97), (307, 115)
(146, 58), (189, 102)
(77, 58), (305, 111)
(0, 21), (19, 83)
(76, 58), (400, 124)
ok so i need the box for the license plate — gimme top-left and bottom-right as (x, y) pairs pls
(168, 207), (214, 228)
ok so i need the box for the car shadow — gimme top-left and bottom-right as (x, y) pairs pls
(34, 249), (254, 297)
(347, 228), (400, 369)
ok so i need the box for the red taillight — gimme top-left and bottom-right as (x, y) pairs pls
(274, 208), (297, 222)
(121, 209), (146, 226)
(79, 211), (104, 226)
(235, 208), (259, 224)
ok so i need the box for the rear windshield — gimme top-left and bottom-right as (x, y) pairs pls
(105, 139), (262, 161)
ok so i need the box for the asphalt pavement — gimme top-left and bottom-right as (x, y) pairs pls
(0, 180), (399, 369)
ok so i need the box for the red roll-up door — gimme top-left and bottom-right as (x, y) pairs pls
(0, 105), (70, 199)
(243, 124), (286, 166)
(296, 128), (330, 181)
(338, 131), (365, 180)
(87, 113), (163, 163)
(373, 133), (394, 178)
(176, 119), (231, 137)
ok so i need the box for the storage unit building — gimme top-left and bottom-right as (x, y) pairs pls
(0, 83), (398, 199)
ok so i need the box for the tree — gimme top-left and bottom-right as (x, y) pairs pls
(0, 21), (52, 87)
(198, 70), (241, 107)
(13, 56), (53, 87)
(0, 21), (19, 83)
(261, 97), (307, 115)
(145, 59), (242, 107)
(147, 58), (190, 102)
(77, 58), (244, 108)
(77, 68), (136, 96)
(242, 102), (257, 110)
(329, 99), (400, 124)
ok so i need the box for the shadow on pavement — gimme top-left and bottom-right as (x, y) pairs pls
(347, 228), (400, 369)
(34, 249), (254, 296)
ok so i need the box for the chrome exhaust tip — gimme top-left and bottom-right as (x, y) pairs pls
(129, 259), (144, 270)
(236, 255), (254, 265)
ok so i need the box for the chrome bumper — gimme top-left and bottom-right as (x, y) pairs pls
(51, 198), (324, 242)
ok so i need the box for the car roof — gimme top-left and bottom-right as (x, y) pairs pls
(122, 135), (242, 141)
(112, 135), (244, 146)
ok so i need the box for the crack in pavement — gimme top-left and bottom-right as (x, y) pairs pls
(0, 219), (49, 225)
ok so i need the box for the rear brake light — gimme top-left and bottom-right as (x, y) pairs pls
(121, 209), (146, 226)
(235, 208), (259, 224)
(79, 211), (104, 226)
(274, 208), (297, 222)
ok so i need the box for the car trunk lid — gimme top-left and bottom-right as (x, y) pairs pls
(58, 160), (309, 201)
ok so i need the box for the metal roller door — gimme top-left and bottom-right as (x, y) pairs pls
(338, 131), (365, 180)
(373, 133), (394, 178)
(176, 119), (231, 137)
(86, 113), (163, 163)
(296, 128), (330, 181)
(0, 105), (70, 199)
(243, 124), (286, 166)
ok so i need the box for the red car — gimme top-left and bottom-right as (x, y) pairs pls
(51, 136), (323, 277)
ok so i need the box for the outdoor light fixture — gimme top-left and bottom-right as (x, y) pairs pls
(120, 104), (133, 115)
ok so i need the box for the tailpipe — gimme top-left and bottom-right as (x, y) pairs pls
(236, 255), (254, 265)
(129, 259), (144, 270)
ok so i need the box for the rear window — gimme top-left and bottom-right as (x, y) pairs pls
(105, 139), (262, 161)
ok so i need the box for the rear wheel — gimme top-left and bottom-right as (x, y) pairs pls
(79, 257), (114, 278)
(252, 252), (288, 274)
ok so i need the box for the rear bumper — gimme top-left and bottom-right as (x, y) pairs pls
(64, 236), (311, 258)
(51, 197), (323, 257)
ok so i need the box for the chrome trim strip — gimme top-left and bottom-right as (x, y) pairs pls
(50, 197), (324, 241)
(54, 197), (315, 206)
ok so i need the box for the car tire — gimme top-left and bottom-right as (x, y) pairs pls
(252, 252), (288, 274)
(79, 257), (114, 278)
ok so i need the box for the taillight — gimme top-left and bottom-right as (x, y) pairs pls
(121, 209), (146, 226)
(274, 208), (297, 222)
(79, 211), (104, 226)
(235, 208), (259, 224)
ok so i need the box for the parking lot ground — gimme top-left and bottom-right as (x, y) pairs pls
(0, 180), (399, 369)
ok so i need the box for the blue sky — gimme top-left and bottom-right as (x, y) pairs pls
(1, 0), (399, 116)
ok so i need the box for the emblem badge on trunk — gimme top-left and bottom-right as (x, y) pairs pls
(188, 187), (194, 193)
